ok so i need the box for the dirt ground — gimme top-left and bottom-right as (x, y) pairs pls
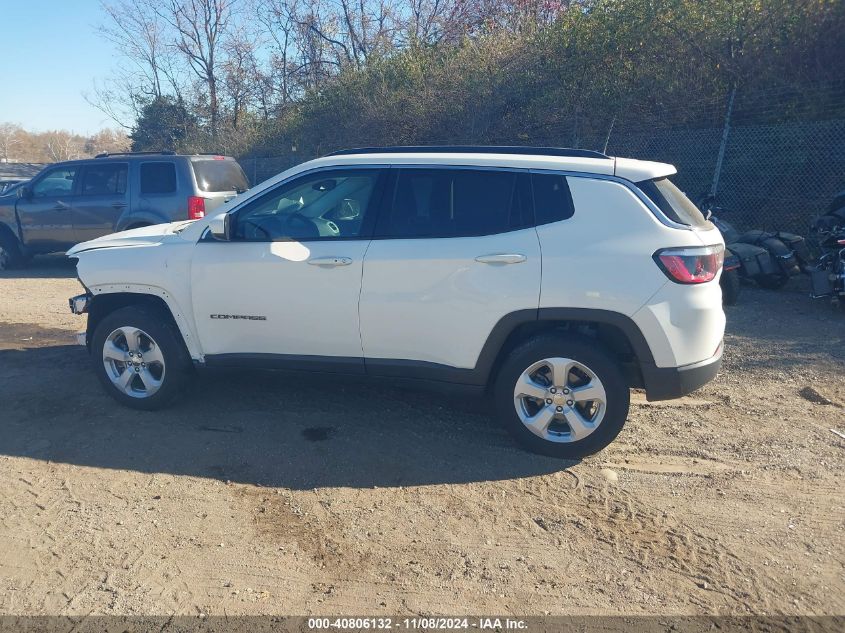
(0, 256), (843, 618)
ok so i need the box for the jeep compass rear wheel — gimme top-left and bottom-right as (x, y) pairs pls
(92, 306), (190, 410)
(494, 334), (629, 458)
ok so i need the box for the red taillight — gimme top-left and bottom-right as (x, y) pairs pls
(654, 245), (724, 284)
(188, 196), (206, 219)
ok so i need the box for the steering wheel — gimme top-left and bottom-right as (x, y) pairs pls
(279, 212), (320, 239)
(242, 212), (320, 240)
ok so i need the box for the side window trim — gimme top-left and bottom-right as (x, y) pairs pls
(225, 165), (390, 243)
(372, 165), (533, 240)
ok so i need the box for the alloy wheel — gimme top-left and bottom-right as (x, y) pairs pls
(102, 326), (166, 398)
(513, 357), (607, 443)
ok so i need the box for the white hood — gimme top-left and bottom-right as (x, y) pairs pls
(66, 221), (194, 256)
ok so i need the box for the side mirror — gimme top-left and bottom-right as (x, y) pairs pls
(208, 213), (232, 241)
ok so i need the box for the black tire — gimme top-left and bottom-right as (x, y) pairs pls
(720, 269), (741, 305)
(757, 273), (789, 290)
(91, 305), (192, 410)
(493, 334), (630, 459)
(0, 230), (24, 271)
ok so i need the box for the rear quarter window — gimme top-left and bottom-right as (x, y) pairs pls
(636, 178), (710, 228)
(192, 159), (249, 193)
(532, 173), (574, 225)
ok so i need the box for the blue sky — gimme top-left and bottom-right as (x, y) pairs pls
(1, 0), (116, 134)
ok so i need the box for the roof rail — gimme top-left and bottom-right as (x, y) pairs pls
(94, 150), (177, 158)
(325, 146), (610, 160)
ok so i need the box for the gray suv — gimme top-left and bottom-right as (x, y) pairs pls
(0, 151), (249, 269)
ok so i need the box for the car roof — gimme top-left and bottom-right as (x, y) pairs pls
(278, 148), (676, 184)
(43, 153), (237, 169)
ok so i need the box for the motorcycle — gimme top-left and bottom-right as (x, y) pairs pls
(808, 195), (845, 306)
(697, 194), (810, 293)
(721, 248), (742, 305)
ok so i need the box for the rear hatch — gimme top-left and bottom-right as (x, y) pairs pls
(190, 156), (249, 215)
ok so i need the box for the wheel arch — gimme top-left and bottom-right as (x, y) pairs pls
(115, 211), (168, 232)
(0, 220), (22, 249)
(478, 308), (656, 391)
(85, 289), (199, 360)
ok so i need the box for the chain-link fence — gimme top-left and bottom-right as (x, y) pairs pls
(583, 118), (845, 235)
(239, 114), (845, 237)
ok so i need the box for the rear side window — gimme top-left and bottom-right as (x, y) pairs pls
(637, 178), (710, 227)
(378, 168), (531, 238)
(192, 159), (249, 193)
(140, 162), (177, 194)
(81, 163), (127, 196)
(532, 173), (574, 225)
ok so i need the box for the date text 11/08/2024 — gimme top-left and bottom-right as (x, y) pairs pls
(307, 617), (528, 630)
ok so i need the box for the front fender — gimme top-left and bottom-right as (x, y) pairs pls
(84, 283), (203, 360)
(0, 200), (22, 242)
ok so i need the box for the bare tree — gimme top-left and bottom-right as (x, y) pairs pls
(99, 0), (169, 98)
(256, 0), (309, 110)
(44, 131), (84, 161)
(93, 0), (188, 128)
(85, 128), (132, 156)
(0, 123), (22, 162)
(155, 0), (237, 137)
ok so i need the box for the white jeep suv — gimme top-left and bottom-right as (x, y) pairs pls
(68, 146), (725, 458)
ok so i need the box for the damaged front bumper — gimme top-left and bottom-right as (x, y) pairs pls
(69, 293), (92, 315)
(69, 293), (92, 346)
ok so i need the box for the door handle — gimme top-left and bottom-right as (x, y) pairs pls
(475, 253), (527, 265)
(53, 202), (70, 211)
(112, 202), (127, 209)
(307, 256), (353, 267)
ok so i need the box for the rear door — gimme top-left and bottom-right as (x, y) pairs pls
(73, 161), (129, 242)
(16, 165), (79, 248)
(359, 166), (541, 375)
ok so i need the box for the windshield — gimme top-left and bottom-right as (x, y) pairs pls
(637, 178), (710, 228)
(192, 159), (249, 193)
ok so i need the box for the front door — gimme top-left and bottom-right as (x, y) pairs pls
(190, 167), (388, 366)
(16, 165), (79, 249)
(74, 162), (129, 242)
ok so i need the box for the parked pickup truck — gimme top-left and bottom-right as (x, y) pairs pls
(0, 151), (248, 269)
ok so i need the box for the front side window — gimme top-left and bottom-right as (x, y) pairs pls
(637, 178), (710, 227)
(140, 162), (177, 194)
(32, 167), (77, 197)
(378, 168), (531, 239)
(81, 163), (128, 196)
(234, 169), (382, 241)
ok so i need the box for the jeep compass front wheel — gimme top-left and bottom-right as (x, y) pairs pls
(494, 334), (629, 458)
(91, 306), (191, 410)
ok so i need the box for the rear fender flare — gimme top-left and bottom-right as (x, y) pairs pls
(475, 307), (656, 384)
(115, 211), (169, 232)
